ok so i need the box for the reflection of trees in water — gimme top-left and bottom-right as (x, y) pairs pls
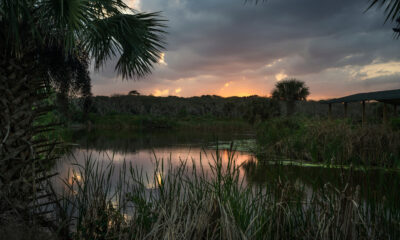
(71, 129), (253, 154)
(242, 159), (400, 208)
(242, 159), (306, 201)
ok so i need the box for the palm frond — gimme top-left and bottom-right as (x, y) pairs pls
(1, 0), (167, 78)
(368, 0), (400, 22)
(84, 12), (166, 79)
(0, 0), (41, 56)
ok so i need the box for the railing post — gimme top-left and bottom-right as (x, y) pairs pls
(383, 103), (388, 125)
(362, 101), (366, 126)
(344, 102), (348, 118)
(328, 103), (332, 119)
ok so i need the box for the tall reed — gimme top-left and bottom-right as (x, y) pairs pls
(256, 117), (400, 167)
(52, 148), (400, 239)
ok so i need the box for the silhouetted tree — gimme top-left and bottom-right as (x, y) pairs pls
(42, 45), (92, 120)
(0, 0), (165, 220)
(272, 78), (310, 116)
(128, 90), (141, 96)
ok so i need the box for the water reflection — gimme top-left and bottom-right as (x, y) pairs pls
(242, 159), (400, 209)
(58, 129), (400, 210)
(58, 147), (253, 188)
(68, 129), (255, 154)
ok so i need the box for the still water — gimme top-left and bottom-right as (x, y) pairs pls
(57, 129), (256, 189)
(57, 129), (400, 209)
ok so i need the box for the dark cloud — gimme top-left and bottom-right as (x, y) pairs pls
(361, 74), (400, 89)
(91, 0), (400, 98)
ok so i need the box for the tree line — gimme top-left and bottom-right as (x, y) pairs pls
(71, 94), (281, 124)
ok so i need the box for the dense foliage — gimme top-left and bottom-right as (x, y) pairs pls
(70, 95), (281, 124)
(67, 94), (398, 126)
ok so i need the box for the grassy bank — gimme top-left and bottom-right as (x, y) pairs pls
(82, 113), (253, 131)
(46, 149), (400, 239)
(256, 117), (400, 168)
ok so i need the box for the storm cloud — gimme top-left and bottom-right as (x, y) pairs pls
(91, 0), (400, 99)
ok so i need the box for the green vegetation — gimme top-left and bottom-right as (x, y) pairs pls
(70, 93), (397, 127)
(63, 94), (280, 131)
(80, 113), (252, 131)
(241, 159), (400, 210)
(47, 149), (400, 239)
(87, 113), (176, 130)
(72, 94), (280, 123)
(256, 117), (400, 167)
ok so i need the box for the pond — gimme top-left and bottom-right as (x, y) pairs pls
(57, 128), (400, 210)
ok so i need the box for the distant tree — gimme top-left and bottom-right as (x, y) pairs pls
(128, 90), (141, 96)
(272, 78), (310, 116)
(244, 98), (280, 124)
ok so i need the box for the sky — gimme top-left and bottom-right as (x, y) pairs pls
(90, 0), (400, 100)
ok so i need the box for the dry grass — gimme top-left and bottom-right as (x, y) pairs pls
(46, 149), (400, 239)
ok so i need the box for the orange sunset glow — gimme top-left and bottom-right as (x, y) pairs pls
(4, 0), (400, 237)
(88, 1), (400, 100)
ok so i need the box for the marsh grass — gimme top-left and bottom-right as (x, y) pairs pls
(256, 118), (400, 167)
(51, 147), (400, 239)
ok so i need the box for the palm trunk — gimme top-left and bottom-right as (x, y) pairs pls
(1, 56), (36, 209)
(0, 55), (56, 217)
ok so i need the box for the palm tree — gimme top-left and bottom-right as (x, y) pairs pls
(0, 0), (165, 217)
(272, 78), (310, 116)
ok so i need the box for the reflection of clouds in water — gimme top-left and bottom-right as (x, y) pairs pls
(67, 169), (82, 186)
(57, 147), (254, 191)
(146, 172), (163, 189)
(55, 145), (400, 209)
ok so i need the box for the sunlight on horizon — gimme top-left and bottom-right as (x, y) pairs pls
(154, 89), (170, 96)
